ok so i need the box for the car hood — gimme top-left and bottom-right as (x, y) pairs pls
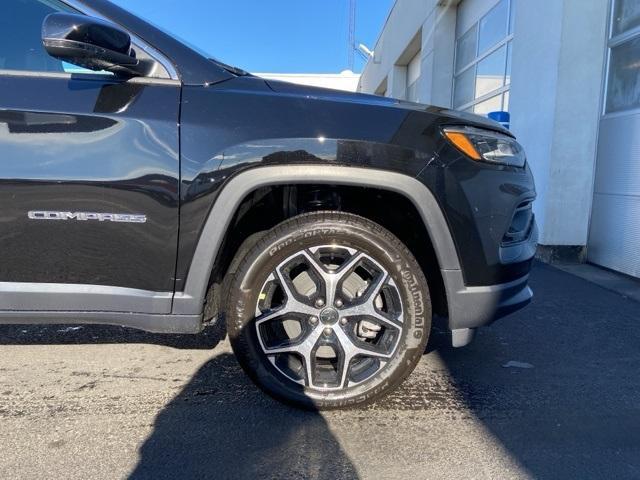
(263, 78), (510, 135)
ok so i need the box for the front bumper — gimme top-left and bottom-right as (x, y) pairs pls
(442, 220), (538, 347)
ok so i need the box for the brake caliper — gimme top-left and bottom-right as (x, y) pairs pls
(357, 319), (382, 339)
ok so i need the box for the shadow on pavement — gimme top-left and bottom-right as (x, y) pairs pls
(432, 263), (640, 479)
(0, 313), (358, 479)
(128, 352), (359, 480)
(0, 320), (225, 350)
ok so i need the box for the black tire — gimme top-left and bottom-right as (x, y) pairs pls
(225, 211), (431, 409)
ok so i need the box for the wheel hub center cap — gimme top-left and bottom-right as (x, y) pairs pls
(319, 307), (340, 325)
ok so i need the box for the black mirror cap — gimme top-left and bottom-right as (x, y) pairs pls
(42, 13), (151, 77)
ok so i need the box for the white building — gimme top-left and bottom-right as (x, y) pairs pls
(359, 0), (640, 279)
(258, 70), (361, 92)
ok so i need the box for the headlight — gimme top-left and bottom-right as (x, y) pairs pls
(442, 126), (526, 168)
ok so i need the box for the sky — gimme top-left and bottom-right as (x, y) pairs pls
(110, 0), (394, 74)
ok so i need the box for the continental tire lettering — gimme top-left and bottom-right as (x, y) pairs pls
(269, 228), (341, 256)
(400, 267), (426, 349)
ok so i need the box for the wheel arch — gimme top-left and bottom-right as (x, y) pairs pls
(172, 165), (462, 316)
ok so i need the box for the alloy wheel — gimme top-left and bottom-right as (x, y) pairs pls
(254, 245), (404, 391)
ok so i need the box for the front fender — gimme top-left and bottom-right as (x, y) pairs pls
(171, 165), (462, 316)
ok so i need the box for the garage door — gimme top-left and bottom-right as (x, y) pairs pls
(588, 0), (640, 278)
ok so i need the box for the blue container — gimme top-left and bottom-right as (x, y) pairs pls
(488, 111), (510, 130)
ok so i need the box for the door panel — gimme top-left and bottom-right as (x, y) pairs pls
(0, 74), (180, 293)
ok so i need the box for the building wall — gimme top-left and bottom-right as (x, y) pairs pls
(358, 0), (610, 253)
(587, 0), (640, 278)
(510, 0), (608, 247)
(358, 0), (459, 105)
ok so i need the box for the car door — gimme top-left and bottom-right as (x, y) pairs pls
(0, 0), (181, 313)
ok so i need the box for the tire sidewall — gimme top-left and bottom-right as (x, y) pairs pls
(226, 213), (431, 409)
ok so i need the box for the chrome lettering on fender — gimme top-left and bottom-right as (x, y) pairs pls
(27, 211), (147, 223)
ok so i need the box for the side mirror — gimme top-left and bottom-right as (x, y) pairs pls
(42, 13), (151, 77)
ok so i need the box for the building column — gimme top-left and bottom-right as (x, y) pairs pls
(509, 0), (608, 261)
(419, 1), (458, 108)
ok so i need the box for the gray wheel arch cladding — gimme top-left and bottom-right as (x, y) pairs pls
(171, 165), (463, 320)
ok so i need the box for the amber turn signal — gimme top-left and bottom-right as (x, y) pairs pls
(443, 131), (482, 160)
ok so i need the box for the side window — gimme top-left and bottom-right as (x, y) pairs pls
(0, 0), (111, 75)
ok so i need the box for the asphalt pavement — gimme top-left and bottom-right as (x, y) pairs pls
(1, 262), (639, 479)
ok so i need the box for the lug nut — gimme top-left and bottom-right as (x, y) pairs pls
(335, 299), (343, 308)
(340, 317), (348, 326)
(323, 327), (332, 336)
(309, 316), (319, 325)
(315, 298), (325, 308)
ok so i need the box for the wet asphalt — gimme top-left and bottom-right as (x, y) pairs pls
(0, 262), (639, 479)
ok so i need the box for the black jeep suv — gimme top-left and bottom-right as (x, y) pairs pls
(0, 0), (537, 408)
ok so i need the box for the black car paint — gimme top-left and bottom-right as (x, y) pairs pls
(0, 0), (536, 327)
(177, 76), (534, 288)
(0, 73), (180, 291)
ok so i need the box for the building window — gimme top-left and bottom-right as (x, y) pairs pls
(406, 51), (421, 103)
(453, 0), (515, 114)
(605, 0), (640, 114)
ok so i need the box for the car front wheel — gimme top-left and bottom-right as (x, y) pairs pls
(225, 212), (431, 409)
